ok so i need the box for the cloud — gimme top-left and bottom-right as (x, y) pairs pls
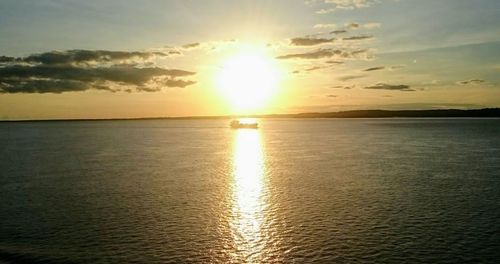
(276, 48), (372, 60)
(326, 94), (338, 97)
(328, 0), (376, 9)
(0, 49), (196, 94)
(290, 37), (334, 46)
(338, 75), (366, 81)
(316, 8), (336, 14)
(325, 60), (344, 64)
(182, 42), (201, 49)
(314, 24), (337, 29)
(364, 83), (415, 91)
(363, 22), (381, 29)
(346, 22), (360, 29)
(312, 0), (378, 13)
(362, 65), (405, 72)
(277, 49), (336, 59)
(0, 56), (17, 63)
(292, 65), (330, 74)
(167, 50), (183, 55)
(342, 35), (374, 41)
(456, 79), (485, 85)
(305, 66), (323, 71)
(364, 66), (385, 71)
(330, 30), (348, 34)
(20, 50), (167, 66)
(331, 84), (354, 89)
(346, 22), (381, 29)
(389, 65), (405, 71)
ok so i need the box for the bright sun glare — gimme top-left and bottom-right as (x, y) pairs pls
(215, 47), (282, 112)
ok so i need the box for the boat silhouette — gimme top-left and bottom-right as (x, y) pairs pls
(230, 119), (258, 129)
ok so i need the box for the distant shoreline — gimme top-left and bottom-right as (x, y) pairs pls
(1, 108), (500, 122)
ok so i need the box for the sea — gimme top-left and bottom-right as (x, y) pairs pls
(0, 118), (499, 263)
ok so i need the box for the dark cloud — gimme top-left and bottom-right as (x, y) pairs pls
(164, 79), (196, 88)
(343, 35), (374, 41)
(330, 30), (347, 34)
(305, 66), (322, 71)
(362, 65), (404, 72)
(277, 48), (371, 60)
(0, 49), (196, 94)
(456, 79), (485, 85)
(0, 79), (91, 94)
(0, 56), (17, 63)
(182, 42), (200, 49)
(331, 85), (354, 89)
(326, 94), (337, 98)
(325, 60), (344, 64)
(364, 66), (385, 71)
(351, 49), (369, 55)
(277, 49), (335, 60)
(167, 50), (182, 55)
(0, 65), (193, 85)
(338, 75), (366, 81)
(364, 83), (414, 91)
(292, 65), (327, 74)
(20, 50), (166, 66)
(290, 37), (334, 46)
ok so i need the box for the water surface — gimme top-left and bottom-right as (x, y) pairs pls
(1, 118), (499, 263)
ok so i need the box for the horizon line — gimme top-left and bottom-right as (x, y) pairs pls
(1, 108), (500, 122)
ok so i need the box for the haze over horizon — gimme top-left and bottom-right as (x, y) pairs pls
(1, 0), (500, 120)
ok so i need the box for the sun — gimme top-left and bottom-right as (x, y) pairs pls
(215, 47), (282, 112)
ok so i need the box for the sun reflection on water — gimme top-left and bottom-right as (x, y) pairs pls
(230, 128), (267, 262)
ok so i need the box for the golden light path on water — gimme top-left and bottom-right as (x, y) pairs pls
(230, 128), (268, 263)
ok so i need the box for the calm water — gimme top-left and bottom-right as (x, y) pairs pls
(1, 118), (499, 263)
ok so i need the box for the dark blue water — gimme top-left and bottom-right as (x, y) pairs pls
(1, 118), (499, 263)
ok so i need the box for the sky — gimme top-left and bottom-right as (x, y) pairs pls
(0, 0), (499, 119)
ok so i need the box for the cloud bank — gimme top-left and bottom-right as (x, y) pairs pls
(0, 50), (196, 93)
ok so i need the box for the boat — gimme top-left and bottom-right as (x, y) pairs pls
(230, 119), (258, 129)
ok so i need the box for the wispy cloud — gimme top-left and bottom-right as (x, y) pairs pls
(456, 79), (485, 85)
(364, 83), (414, 91)
(290, 37), (334, 46)
(346, 22), (381, 29)
(363, 66), (385, 71)
(311, 0), (379, 14)
(363, 65), (405, 72)
(338, 75), (366, 81)
(277, 48), (372, 60)
(314, 24), (337, 29)
(305, 66), (323, 71)
(325, 60), (345, 64)
(330, 30), (348, 34)
(363, 22), (381, 29)
(331, 84), (355, 89)
(182, 42), (201, 49)
(342, 35), (374, 41)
